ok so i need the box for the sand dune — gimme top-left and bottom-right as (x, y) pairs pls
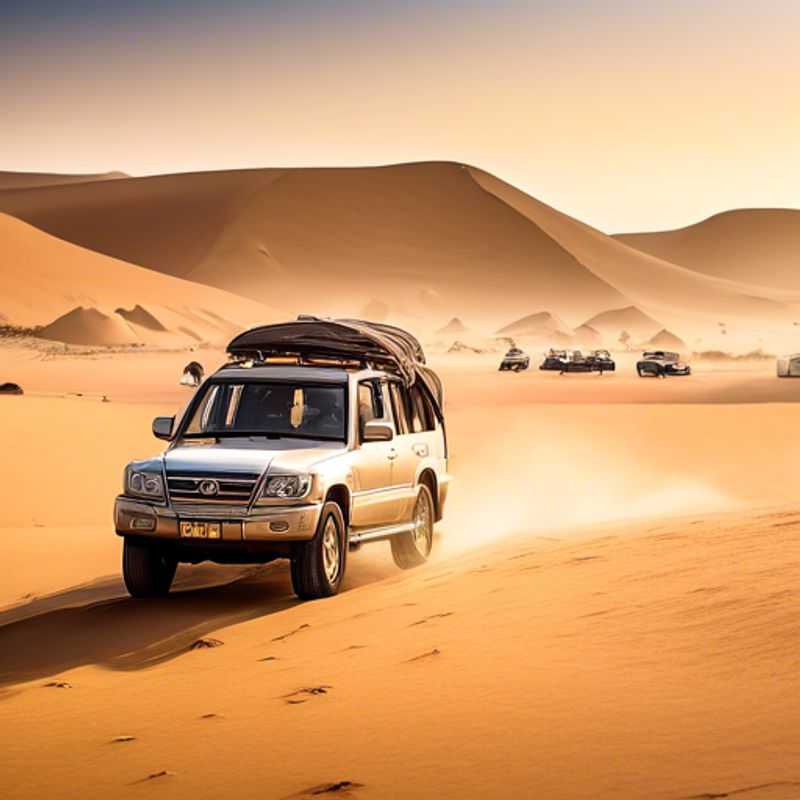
(436, 317), (469, 335)
(644, 329), (688, 351)
(572, 323), (602, 347)
(0, 170), (127, 191)
(3, 162), (797, 343)
(38, 307), (141, 347)
(0, 163), (632, 324)
(468, 168), (800, 331)
(582, 305), (663, 341)
(0, 214), (275, 343)
(498, 310), (571, 337)
(114, 304), (168, 332)
(617, 209), (800, 290)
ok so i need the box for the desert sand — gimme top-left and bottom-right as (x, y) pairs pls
(2, 161), (800, 799)
(2, 344), (800, 800)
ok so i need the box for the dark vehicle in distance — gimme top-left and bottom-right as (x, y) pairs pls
(587, 349), (615, 373)
(542, 349), (616, 374)
(539, 349), (568, 371)
(561, 350), (591, 372)
(636, 351), (691, 377)
(499, 347), (530, 372)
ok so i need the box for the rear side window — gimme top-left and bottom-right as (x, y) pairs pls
(357, 381), (385, 438)
(409, 385), (435, 432)
(388, 382), (411, 435)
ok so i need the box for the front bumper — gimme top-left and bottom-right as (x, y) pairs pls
(114, 496), (323, 542)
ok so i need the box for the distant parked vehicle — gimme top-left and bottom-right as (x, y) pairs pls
(499, 347), (530, 372)
(561, 350), (591, 373)
(587, 349), (615, 373)
(777, 354), (800, 377)
(636, 351), (691, 377)
(545, 349), (616, 374)
(539, 349), (568, 371)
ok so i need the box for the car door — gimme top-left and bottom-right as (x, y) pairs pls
(385, 381), (426, 522)
(349, 380), (398, 529)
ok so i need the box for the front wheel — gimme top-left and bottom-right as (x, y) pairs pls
(391, 485), (434, 569)
(122, 537), (177, 598)
(291, 502), (347, 600)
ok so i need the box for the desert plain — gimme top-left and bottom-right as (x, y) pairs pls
(1, 165), (800, 800)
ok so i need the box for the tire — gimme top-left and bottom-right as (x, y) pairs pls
(291, 501), (347, 600)
(391, 485), (434, 570)
(122, 537), (177, 598)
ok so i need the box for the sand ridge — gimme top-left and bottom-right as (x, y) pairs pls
(0, 213), (277, 345)
(2, 161), (797, 347)
(617, 208), (800, 290)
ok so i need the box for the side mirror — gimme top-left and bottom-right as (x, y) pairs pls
(362, 420), (394, 443)
(152, 416), (175, 440)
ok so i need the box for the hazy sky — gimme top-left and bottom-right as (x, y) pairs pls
(2, 0), (798, 231)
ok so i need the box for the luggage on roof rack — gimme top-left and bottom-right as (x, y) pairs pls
(226, 316), (443, 418)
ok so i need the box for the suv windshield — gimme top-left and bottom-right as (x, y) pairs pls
(183, 381), (347, 441)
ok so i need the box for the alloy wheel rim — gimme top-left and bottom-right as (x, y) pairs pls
(322, 516), (341, 583)
(413, 493), (432, 557)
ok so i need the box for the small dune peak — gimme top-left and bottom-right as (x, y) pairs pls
(114, 304), (167, 332)
(644, 328), (688, 351)
(497, 311), (572, 338)
(436, 317), (469, 335)
(37, 306), (140, 347)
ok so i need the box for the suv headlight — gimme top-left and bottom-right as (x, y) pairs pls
(126, 468), (165, 500)
(262, 474), (311, 500)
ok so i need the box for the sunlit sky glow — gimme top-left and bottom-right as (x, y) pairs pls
(2, 0), (798, 231)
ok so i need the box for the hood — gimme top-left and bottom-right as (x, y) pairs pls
(163, 438), (345, 476)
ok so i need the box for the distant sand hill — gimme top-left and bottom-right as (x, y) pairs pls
(582, 306), (663, 340)
(0, 171), (128, 191)
(1, 162), (798, 338)
(436, 317), (469, 335)
(616, 209), (800, 290)
(498, 311), (572, 338)
(1, 163), (629, 323)
(0, 213), (273, 346)
(643, 329), (688, 352)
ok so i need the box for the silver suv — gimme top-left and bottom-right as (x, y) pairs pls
(114, 318), (450, 600)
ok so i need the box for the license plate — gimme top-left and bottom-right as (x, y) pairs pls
(180, 521), (221, 539)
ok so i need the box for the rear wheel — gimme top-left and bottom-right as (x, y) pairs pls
(391, 485), (434, 569)
(122, 537), (177, 598)
(291, 502), (347, 600)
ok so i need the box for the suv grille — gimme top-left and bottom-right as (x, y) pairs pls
(167, 472), (261, 506)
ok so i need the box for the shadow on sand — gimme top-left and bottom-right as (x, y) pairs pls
(0, 556), (396, 687)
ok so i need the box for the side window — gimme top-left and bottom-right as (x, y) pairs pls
(186, 384), (220, 434)
(357, 381), (384, 440)
(409, 385), (435, 432)
(388, 382), (411, 435)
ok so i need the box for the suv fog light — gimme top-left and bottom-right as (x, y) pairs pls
(269, 521), (290, 533)
(131, 517), (155, 531)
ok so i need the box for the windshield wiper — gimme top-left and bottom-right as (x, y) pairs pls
(183, 430), (344, 442)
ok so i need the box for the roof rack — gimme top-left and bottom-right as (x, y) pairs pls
(224, 354), (367, 370)
(226, 316), (444, 420)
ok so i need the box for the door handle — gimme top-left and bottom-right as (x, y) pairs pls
(387, 449), (398, 460)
